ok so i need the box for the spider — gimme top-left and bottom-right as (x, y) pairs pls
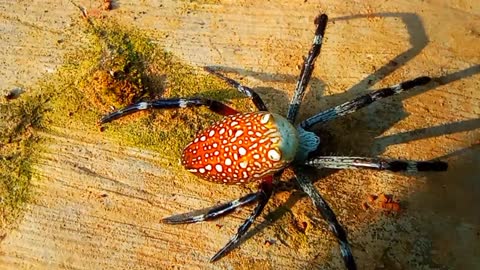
(100, 14), (447, 270)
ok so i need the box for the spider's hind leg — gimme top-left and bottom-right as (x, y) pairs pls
(161, 192), (261, 224)
(162, 176), (274, 262)
(204, 66), (268, 111)
(210, 178), (273, 262)
(294, 170), (356, 270)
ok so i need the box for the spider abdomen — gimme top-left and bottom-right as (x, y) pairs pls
(181, 112), (299, 184)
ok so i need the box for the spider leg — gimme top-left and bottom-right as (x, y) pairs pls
(307, 156), (448, 172)
(286, 14), (328, 123)
(99, 98), (238, 124)
(295, 170), (356, 270)
(300, 76), (432, 130)
(161, 192), (260, 224)
(210, 178), (274, 262)
(204, 66), (268, 111)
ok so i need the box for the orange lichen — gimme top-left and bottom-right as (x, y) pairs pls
(85, 70), (143, 111)
(103, 0), (112, 10)
(367, 194), (378, 203)
(380, 201), (401, 212)
(362, 202), (370, 210)
(363, 193), (401, 213)
(378, 193), (392, 203)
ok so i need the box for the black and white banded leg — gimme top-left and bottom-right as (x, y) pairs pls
(295, 170), (356, 270)
(286, 14), (328, 123)
(204, 66), (268, 111)
(162, 192), (261, 224)
(300, 76), (432, 129)
(210, 180), (273, 262)
(162, 177), (274, 262)
(306, 156), (448, 172)
(286, 13), (357, 270)
(99, 98), (238, 124)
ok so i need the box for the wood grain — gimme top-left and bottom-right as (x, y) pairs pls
(1, 0), (479, 269)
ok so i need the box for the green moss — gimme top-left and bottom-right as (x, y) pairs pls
(0, 92), (46, 227)
(50, 17), (251, 157)
(1, 16), (255, 227)
(63, 19), (155, 112)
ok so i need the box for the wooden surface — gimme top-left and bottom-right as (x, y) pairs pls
(1, 1), (479, 269)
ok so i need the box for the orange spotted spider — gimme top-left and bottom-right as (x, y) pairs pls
(100, 14), (447, 270)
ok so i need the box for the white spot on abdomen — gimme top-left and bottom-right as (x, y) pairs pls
(268, 149), (281, 161)
(260, 113), (271, 124)
(239, 161), (248, 168)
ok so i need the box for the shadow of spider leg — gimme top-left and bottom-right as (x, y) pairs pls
(295, 62), (446, 270)
(297, 157), (447, 269)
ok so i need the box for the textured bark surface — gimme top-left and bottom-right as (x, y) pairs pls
(1, 0), (479, 269)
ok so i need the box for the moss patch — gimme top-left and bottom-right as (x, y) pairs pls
(0, 15), (253, 228)
(48, 17), (252, 157)
(75, 20), (154, 111)
(0, 92), (46, 228)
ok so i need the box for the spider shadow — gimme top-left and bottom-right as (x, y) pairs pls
(210, 12), (433, 155)
(299, 143), (480, 269)
(206, 12), (480, 264)
(413, 143), (480, 226)
(328, 12), (430, 94)
(320, 64), (480, 157)
(306, 12), (428, 157)
(423, 144), (480, 263)
(235, 66), (480, 267)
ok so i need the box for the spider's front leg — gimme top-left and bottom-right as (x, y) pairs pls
(287, 13), (328, 123)
(300, 76), (432, 129)
(287, 13), (358, 270)
(99, 98), (239, 124)
(204, 66), (268, 111)
(162, 176), (274, 262)
(100, 67), (269, 125)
